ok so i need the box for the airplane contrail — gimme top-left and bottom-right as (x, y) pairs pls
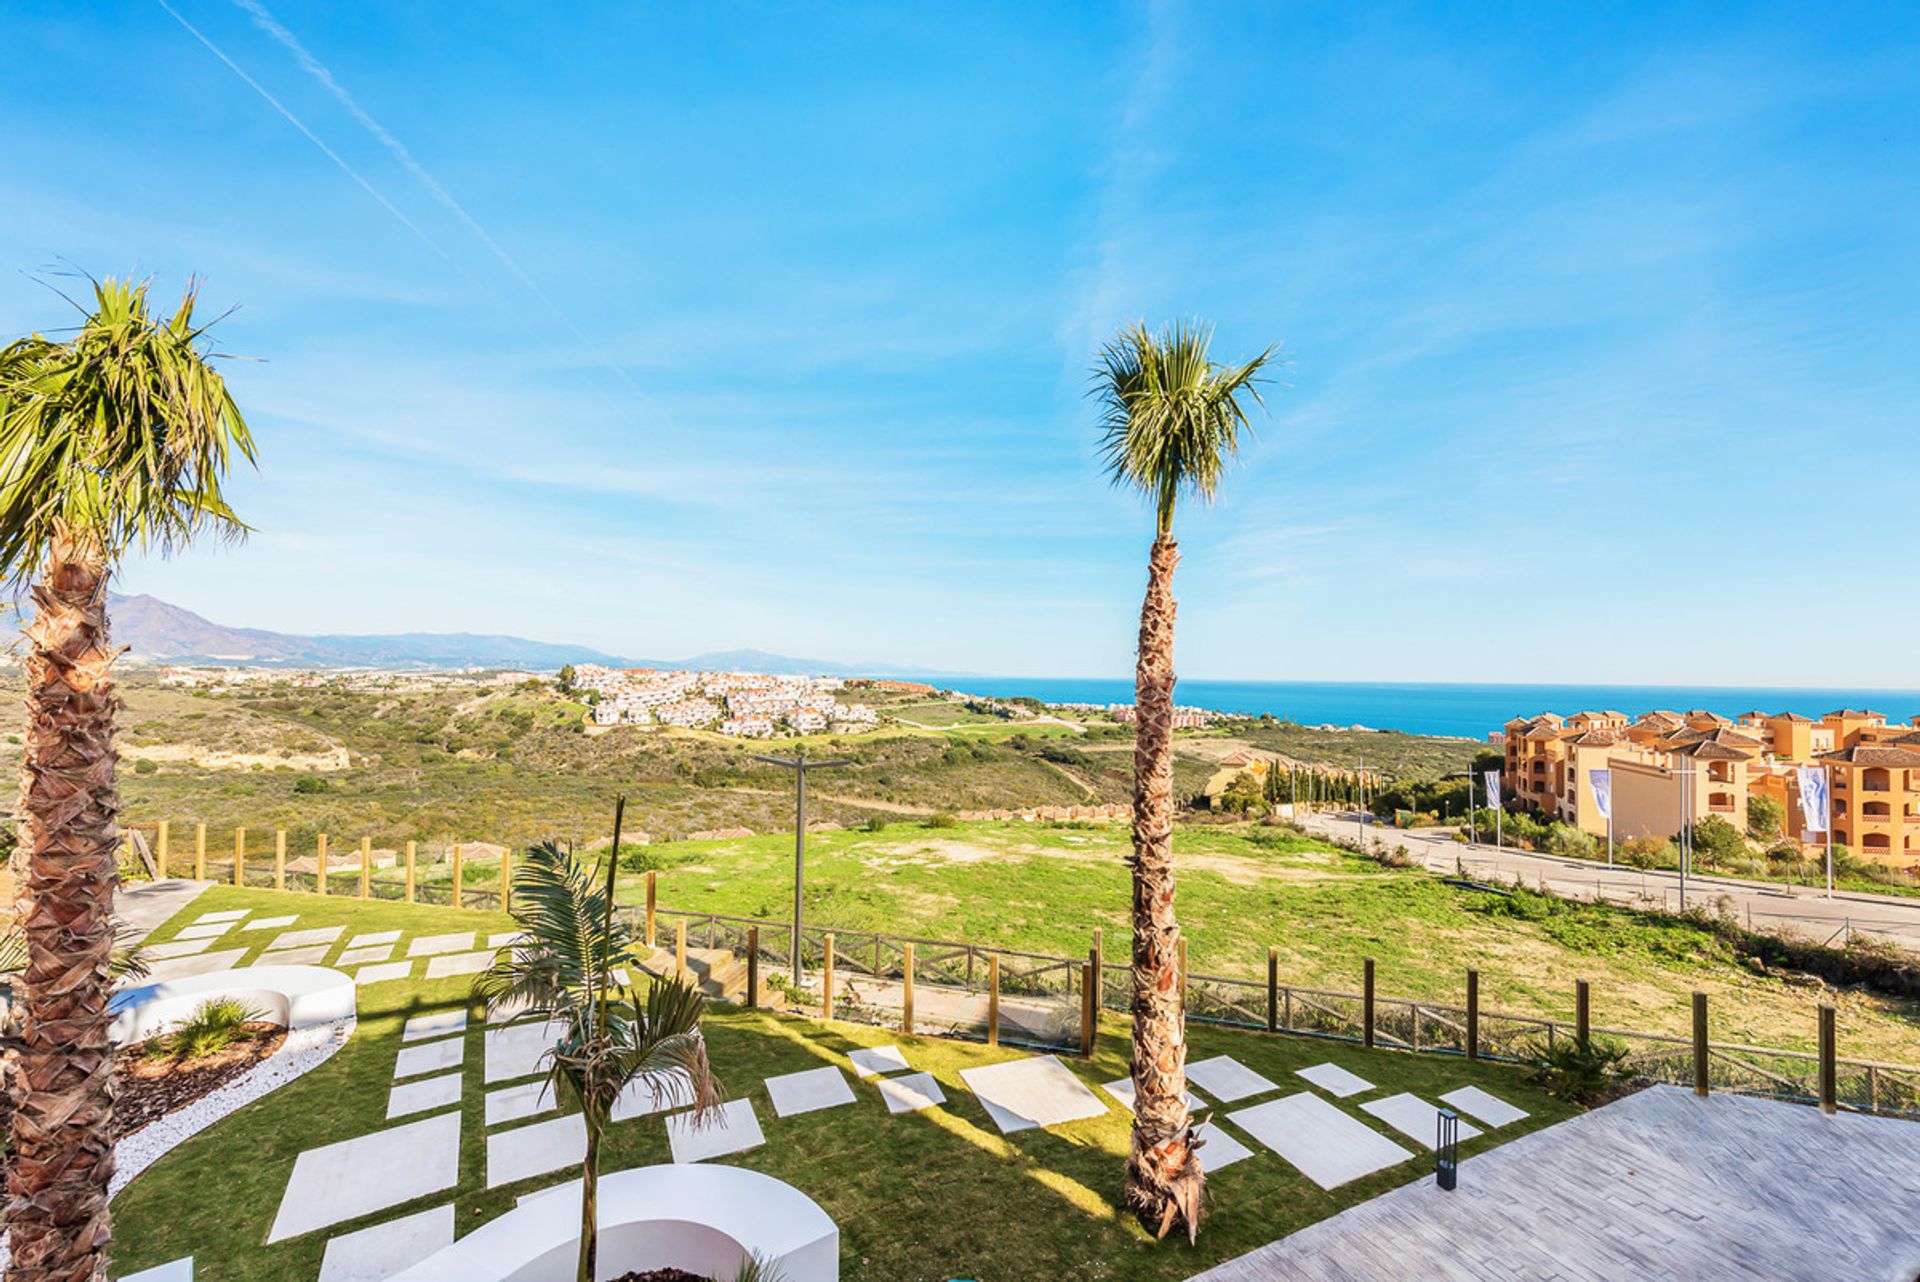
(227, 0), (650, 400)
(153, 0), (449, 260)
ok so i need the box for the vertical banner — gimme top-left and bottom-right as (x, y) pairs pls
(1796, 766), (1830, 834)
(1589, 769), (1612, 820)
(1484, 770), (1501, 809)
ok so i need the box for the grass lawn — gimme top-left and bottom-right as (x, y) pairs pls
(112, 886), (1580, 1282)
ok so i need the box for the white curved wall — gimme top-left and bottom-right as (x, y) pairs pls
(108, 964), (355, 1046)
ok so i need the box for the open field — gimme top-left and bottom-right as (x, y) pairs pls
(111, 885), (1578, 1282)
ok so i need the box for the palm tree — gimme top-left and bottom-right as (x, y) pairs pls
(474, 799), (722, 1282)
(0, 275), (254, 1281)
(1093, 320), (1273, 1241)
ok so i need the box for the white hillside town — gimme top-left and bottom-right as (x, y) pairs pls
(569, 663), (880, 736)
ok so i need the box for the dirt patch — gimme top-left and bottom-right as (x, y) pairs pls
(117, 1024), (286, 1135)
(121, 743), (350, 772)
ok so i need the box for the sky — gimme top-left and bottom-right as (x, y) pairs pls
(4, 2), (1918, 684)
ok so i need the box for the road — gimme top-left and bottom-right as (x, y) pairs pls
(1294, 810), (1920, 953)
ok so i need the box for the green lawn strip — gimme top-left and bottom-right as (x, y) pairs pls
(112, 888), (1577, 1282)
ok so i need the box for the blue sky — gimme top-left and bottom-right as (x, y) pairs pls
(5, 3), (1918, 684)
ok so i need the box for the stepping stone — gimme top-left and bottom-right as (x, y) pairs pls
(408, 932), (475, 958)
(195, 910), (249, 923)
(243, 915), (299, 931)
(1195, 1120), (1256, 1172)
(487, 995), (536, 1023)
(1186, 1055), (1280, 1103)
(1296, 1062), (1376, 1098)
(121, 1260), (194, 1282)
(337, 945), (392, 967)
(486, 1080), (558, 1127)
(876, 1071), (946, 1115)
(611, 1069), (695, 1122)
(403, 1010), (470, 1042)
(1228, 1092), (1412, 1189)
(485, 1018), (567, 1083)
(848, 1045), (911, 1078)
(667, 1098), (763, 1163)
(395, 1037), (465, 1079)
(356, 961), (414, 986)
(147, 949), (247, 981)
(268, 1111), (460, 1242)
(488, 932), (524, 949)
(1361, 1092), (1483, 1149)
(1100, 1077), (1203, 1114)
(958, 1055), (1109, 1135)
(766, 1066), (856, 1118)
(1439, 1085), (1529, 1128)
(143, 937), (215, 961)
(425, 950), (494, 979)
(175, 921), (237, 940)
(387, 1072), (463, 1120)
(347, 930), (402, 948)
(318, 1204), (453, 1282)
(269, 926), (345, 950)
(263, 945), (332, 966)
(610, 967), (632, 987)
(487, 1113), (586, 1187)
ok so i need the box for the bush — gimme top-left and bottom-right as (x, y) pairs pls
(1686, 816), (1750, 869)
(149, 997), (260, 1061)
(1545, 824), (1596, 858)
(923, 812), (957, 829)
(132, 758), (159, 776)
(292, 775), (331, 795)
(1527, 1033), (1632, 1106)
(862, 816), (889, 834)
(1620, 836), (1671, 870)
(1747, 794), (1784, 841)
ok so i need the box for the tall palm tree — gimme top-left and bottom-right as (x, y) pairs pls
(474, 799), (722, 1282)
(0, 276), (254, 1281)
(1094, 320), (1273, 1241)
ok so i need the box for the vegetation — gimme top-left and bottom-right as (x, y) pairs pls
(0, 274), (255, 1281)
(1095, 317), (1275, 1240)
(144, 997), (261, 1062)
(1527, 1034), (1632, 1107)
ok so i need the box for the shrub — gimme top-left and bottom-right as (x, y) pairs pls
(292, 775), (331, 794)
(1619, 836), (1671, 870)
(149, 996), (261, 1061)
(1686, 816), (1750, 869)
(1545, 824), (1596, 858)
(132, 758), (159, 776)
(862, 816), (888, 834)
(1527, 1033), (1632, 1106)
(1747, 794), (1784, 841)
(923, 812), (957, 830)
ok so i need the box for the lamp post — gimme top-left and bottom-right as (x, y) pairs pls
(755, 745), (852, 988)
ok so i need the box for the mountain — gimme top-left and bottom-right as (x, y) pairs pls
(70, 594), (953, 677)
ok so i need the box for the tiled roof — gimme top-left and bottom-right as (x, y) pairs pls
(1819, 744), (1920, 767)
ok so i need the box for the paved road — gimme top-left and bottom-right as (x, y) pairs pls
(1296, 810), (1920, 953)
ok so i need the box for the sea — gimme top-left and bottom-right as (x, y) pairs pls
(895, 678), (1920, 741)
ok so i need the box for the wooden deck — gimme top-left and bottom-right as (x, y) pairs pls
(1189, 1085), (1920, 1282)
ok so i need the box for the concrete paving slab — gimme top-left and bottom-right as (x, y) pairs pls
(1296, 1063), (1376, 1098)
(1187, 1055), (1281, 1103)
(765, 1066), (857, 1118)
(395, 1037), (465, 1080)
(387, 1072), (464, 1120)
(876, 1071), (946, 1115)
(1361, 1093), (1483, 1149)
(488, 932), (524, 949)
(484, 1018), (568, 1083)
(194, 910), (250, 924)
(958, 1055), (1109, 1135)
(268, 926), (345, 950)
(242, 915), (299, 932)
(268, 1111), (460, 1242)
(408, 932), (475, 957)
(487, 994), (536, 1023)
(1197, 1120), (1256, 1172)
(264, 945), (332, 966)
(611, 1070), (695, 1122)
(403, 1010), (470, 1042)
(487, 1113), (586, 1188)
(318, 1203), (453, 1282)
(175, 921), (237, 940)
(347, 930), (402, 948)
(120, 1259), (194, 1282)
(356, 961), (413, 986)
(486, 1080), (558, 1128)
(337, 945), (392, 967)
(848, 1045), (911, 1078)
(1438, 1086), (1529, 1129)
(1227, 1093), (1413, 1190)
(1100, 1077), (1204, 1114)
(667, 1097), (763, 1163)
(424, 950), (493, 979)
(146, 949), (248, 981)
(142, 937), (215, 961)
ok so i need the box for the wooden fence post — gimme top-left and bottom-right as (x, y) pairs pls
(747, 926), (760, 1009)
(1080, 959), (1096, 1059)
(1466, 968), (1479, 1062)
(500, 846), (513, 914)
(157, 820), (170, 878)
(822, 932), (835, 1019)
(274, 829), (286, 892)
(1363, 957), (1376, 1050)
(194, 823), (206, 881)
(676, 919), (688, 980)
(360, 836), (372, 899)
(1091, 928), (1104, 1014)
(1575, 979), (1591, 1049)
(902, 942), (916, 1036)
(451, 844), (464, 908)
(1817, 1004), (1837, 1115)
(316, 833), (328, 896)
(405, 841), (417, 903)
(1692, 991), (1710, 1097)
(233, 827), (246, 886)
(645, 871), (658, 947)
(1267, 946), (1279, 1033)
(987, 954), (1001, 1047)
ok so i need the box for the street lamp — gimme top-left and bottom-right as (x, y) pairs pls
(754, 745), (851, 987)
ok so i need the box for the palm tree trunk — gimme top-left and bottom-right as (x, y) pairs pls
(576, 1105), (601, 1282)
(1125, 534), (1203, 1241)
(8, 537), (121, 1282)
